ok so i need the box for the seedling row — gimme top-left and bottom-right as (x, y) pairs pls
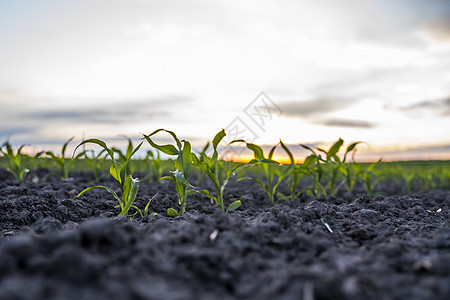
(1, 130), (449, 219)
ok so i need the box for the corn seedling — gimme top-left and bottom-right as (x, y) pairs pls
(143, 150), (164, 182)
(299, 145), (327, 198)
(230, 139), (290, 206)
(301, 139), (364, 196)
(143, 129), (195, 217)
(0, 141), (30, 182)
(112, 136), (138, 175)
(341, 162), (362, 194)
(194, 141), (210, 183)
(74, 138), (150, 219)
(134, 193), (158, 219)
(434, 166), (450, 189)
(322, 139), (362, 195)
(361, 160), (381, 195)
(192, 129), (244, 213)
(44, 137), (77, 179)
(81, 149), (108, 181)
(277, 141), (314, 201)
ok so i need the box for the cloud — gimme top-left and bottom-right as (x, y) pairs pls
(0, 94), (194, 148)
(361, 143), (450, 161)
(20, 96), (191, 124)
(0, 127), (36, 140)
(27, 110), (104, 121)
(278, 98), (377, 129)
(404, 144), (450, 153)
(278, 98), (354, 118)
(317, 118), (376, 128)
(422, 14), (450, 41)
(401, 96), (450, 116)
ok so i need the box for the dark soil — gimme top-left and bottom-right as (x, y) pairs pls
(0, 168), (449, 300)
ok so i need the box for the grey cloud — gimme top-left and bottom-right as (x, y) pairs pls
(404, 144), (450, 153)
(317, 119), (376, 128)
(28, 110), (103, 121)
(402, 96), (450, 116)
(279, 98), (353, 118)
(278, 98), (376, 129)
(0, 127), (37, 144)
(23, 96), (191, 124)
(360, 143), (450, 161)
(0, 127), (35, 137)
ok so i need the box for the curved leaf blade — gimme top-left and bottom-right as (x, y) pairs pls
(226, 200), (241, 213)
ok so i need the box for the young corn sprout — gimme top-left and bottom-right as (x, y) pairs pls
(112, 136), (137, 175)
(195, 141), (210, 183)
(74, 138), (155, 219)
(80, 149), (108, 182)
(362, 160), (381, 195)
(192, 129), (244, 213)
(143, 129), (194, 217)
(0, 141), (30, 182)
(230, 139), (290, 206)
(44, 137), (76, 179)
(301, 139), (364, 197)
(341, 161), (362, 194)
(143, 150), (163, 183)
(298, 144), (327, 198)
(277, 141), (315, 201)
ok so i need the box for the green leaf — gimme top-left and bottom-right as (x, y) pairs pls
(198, 189), (217, 204)
(170, 169), (196, 188)
(368, 159), (382, 172)
(300, 144), (317, 156)
(210, 151), (219, 166)
(163, 129), (183, 149)
(303, 154), (317, 167)
(212, 129), (226, 150)
(280, 140), (294, 164)
(143, 129), (183, 153)
(200, 141), (210, 155)
(327, 138), (343, 161)
(109, 161), (122, 183)
(230, 140), (265, 160)
(343, 141), (363, 162)
(276, 192), (290, 202)
(143, 133), (179, 156)
(77, 185), (121, 203)
(144, 193), (158, 216)
(252, 177), (268, 194)
(161, 175), (173, 181)
(119, 176), (140, 216)
(73, 138), (114, 159)
(226, 200), (241, 213)
(124, 137), (133, 158)
(191, 153), (200, 166)
(167, 208), (180, 217)
(118, 160), (129, 187)
(61, 137), (75, 157)
(268, 143), (278, 160)
(45, 151), (64, 167)
(186, 189), (198, 197)
(258, 158), (279, 164)
(130, 141), (143, 158)
(246, 143), (265, 160)
(181, 140), (192, 175)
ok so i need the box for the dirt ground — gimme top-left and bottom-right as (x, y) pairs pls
(0, 168), (449, 300)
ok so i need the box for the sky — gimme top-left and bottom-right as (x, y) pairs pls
(1, 0), (450, 162)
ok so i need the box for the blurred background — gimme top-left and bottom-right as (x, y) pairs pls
(1, 0), (449, 161)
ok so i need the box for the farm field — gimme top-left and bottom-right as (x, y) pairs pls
(0, 135), (449, 299)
